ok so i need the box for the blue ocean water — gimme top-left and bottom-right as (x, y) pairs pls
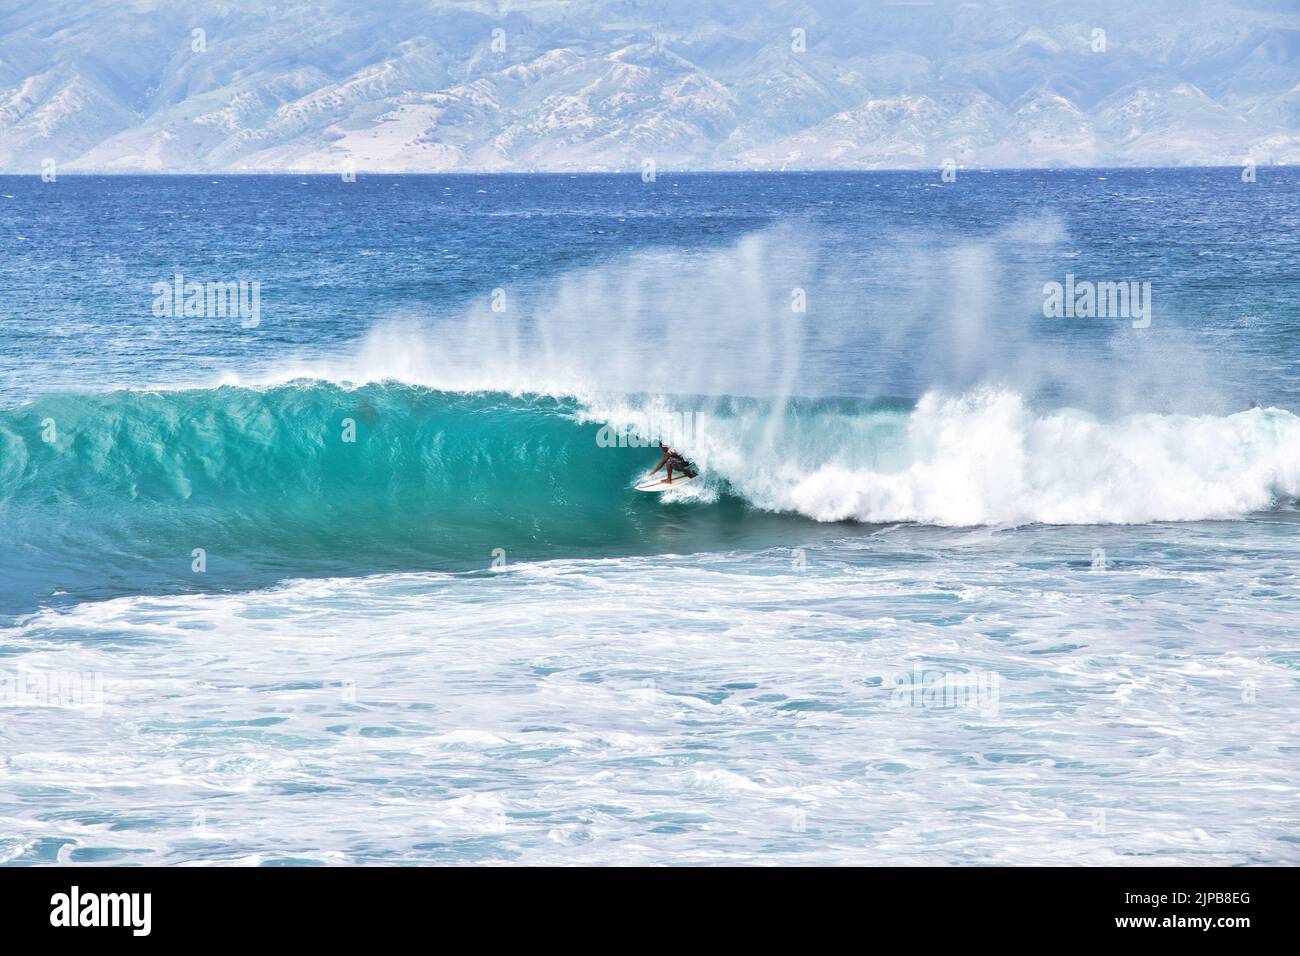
(1, 170), (1298, 865)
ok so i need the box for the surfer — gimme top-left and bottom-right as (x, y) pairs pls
(650, 442), (697, 483)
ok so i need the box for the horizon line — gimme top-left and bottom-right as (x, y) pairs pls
(0, 164), (1291, 177)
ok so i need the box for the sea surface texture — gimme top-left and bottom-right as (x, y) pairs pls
(1, 170), (1297, 864)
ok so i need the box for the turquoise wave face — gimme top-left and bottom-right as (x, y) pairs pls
(6, 380), (1297, 616)
(0, 383), (828, 615)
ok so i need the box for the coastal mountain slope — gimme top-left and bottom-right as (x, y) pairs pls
(0, 0), (1296, 172)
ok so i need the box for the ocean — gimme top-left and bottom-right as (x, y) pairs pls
(1, 170), (1297, 864)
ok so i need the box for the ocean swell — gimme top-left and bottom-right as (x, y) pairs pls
(2, 381), (1297, 613)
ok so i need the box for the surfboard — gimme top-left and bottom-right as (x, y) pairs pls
(635, 473), (697, 492)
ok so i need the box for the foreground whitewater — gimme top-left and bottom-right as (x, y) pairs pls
(4, 523), (1297, 865)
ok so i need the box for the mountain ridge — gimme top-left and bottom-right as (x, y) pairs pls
(1, 0), (1296, 172)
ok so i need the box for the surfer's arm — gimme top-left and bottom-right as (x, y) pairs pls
(649, 453), (670, 475)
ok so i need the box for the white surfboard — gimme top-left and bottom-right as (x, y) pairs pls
(635, 473), (697, 493)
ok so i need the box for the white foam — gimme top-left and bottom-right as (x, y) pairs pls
(589, 388), (1300, 526)
(4, 535), (1298, 865)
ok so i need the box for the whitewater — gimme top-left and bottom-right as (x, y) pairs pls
(1, 171), (1298, 865)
